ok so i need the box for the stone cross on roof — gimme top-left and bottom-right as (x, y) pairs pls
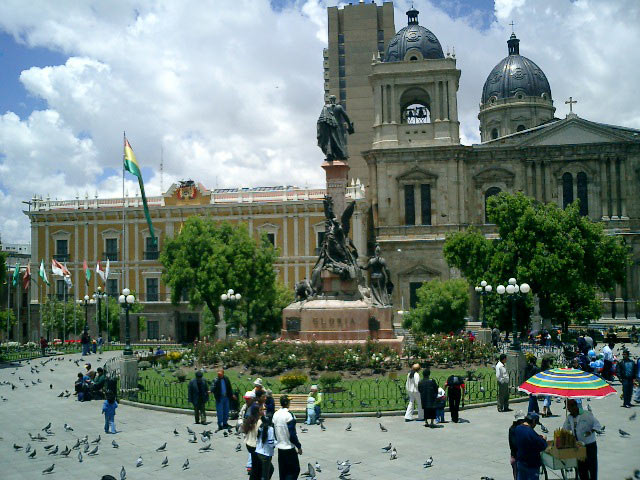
(509, 20), (515, 33)
(565, 96), (577, 114)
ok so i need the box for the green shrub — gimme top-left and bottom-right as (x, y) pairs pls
(138, 361), (151, 370)
(174, 371), (187, 382)
(279, 371), (308, 391)
(319, 372), (341, 390)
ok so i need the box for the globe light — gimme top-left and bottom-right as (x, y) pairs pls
(475, 286), (482, 293)
(221, 293), (228, 301)
(97, 286), (102, 293)
(122, 288), (131, 296)
(89, 299), (95, 304)
(235, 293), (241, 301)
(514, 284), (520, 293)
(126, 294), (135, 304)
(76, 299), (82, 305)
(118, 294), (126, 304)
(520, 283), (531, 294)
(497, 285), (506, 294)
(228, 289), (234, 296)
(480, 280), (487, 287)
(485, 285), (493, 293)
(84, 295), (89, 301)
(506, 284), (515, 294)
(508, 278), (517, 285)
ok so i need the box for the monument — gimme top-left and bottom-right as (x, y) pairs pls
(280, 96), (403, 352)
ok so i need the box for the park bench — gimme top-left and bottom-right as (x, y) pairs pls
(275, 393), (309, 414)
(616, 332), (630, 343)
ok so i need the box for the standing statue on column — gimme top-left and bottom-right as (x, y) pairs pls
(361, 244), (394, 306)
(317, 95), (354, 162)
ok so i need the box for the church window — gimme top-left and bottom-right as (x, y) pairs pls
(491, 128), (498, 140)
(516, 124), (526, 132)
(562, 172), (574, 209)
(577, 172), (588, 216)
(409, 282), (424, 308)
(404, 185), (415, 226)
(484, 187), (501, 223)
(420, 184), (432, 225)
(266, 233), (275, 246)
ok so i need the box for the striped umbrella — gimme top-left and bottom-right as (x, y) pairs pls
(518, 368), (617, 399)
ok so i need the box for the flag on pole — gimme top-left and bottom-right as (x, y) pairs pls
(96, 261), (105, 282)
(105, 258), (110, 281)
(39, 260), (50, 285)
(12, 263), (20, 286)
(83, 260), (91, 286)
(51, 258), (70, 277)
(63, 263), (73, 289)
(22, 264), (31, 290)
(124, 137), (156, 246)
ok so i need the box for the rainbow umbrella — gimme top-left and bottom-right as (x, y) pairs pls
(518, 368), (617, 399)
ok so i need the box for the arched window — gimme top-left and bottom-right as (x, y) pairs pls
(485, 187), (501, 223)
(562, 172), (573, 209)
(577, 172), (588, 216)
(491, 128), (498, 140)
(400, 87), (430, 124)
(516, 124), (526, 132)
(403, 103), (430, 124)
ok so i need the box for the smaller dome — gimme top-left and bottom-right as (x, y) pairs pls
(481, 33), (552, 105)
(384, 8), (444, 62)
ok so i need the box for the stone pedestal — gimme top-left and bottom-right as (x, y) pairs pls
(120, 356), (138, 392)
(614, 298), (625, 319)
(476, 328), (492, 345)
(322, 160), (350, 217)
(507, 350), (526, 388)
(216, 319), (227, 341)
(601, 299), (614, 319)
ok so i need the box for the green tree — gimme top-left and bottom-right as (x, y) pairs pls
(443, 192), (628, 333)
(161, 218), (280, 334)
(403, 278), (470, 334)
(40, 297), (84, 338)
(0, 309), (16, 338)
(102, 295), (144, 341)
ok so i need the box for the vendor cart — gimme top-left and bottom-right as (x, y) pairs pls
(539, 442), (586, 480)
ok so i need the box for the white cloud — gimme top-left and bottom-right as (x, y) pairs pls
(0, 0), (639, 243)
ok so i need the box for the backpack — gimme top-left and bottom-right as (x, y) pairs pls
(448, 375), (463, 387)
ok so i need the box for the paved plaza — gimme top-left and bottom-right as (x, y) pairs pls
(1, 349), (639, 479)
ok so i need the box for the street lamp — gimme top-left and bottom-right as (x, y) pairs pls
(93, 286), (107, 341)
(497, 278), (531, 350)
(474, 280), (493, 328)
(221, 289), (242, 335)
(118, 288), (136, 356)
(76, 295), (94, 335)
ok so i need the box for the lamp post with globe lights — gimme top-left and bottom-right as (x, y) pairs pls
(76, 295), (95, 335)
(92, 287), (107, 340)
(118, 288), (136, 356)
(497, 278), (531, 350)
(221, 289), (242, 335)
(474, 280), (493, 328)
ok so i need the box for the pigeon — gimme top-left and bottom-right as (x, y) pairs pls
(77, 451), (83, 463)
(339, 464), (351, 476)
(300, 426), (308, 433)
(88, 445), (98, 455)
(182, 459), (190, 470)
(320, 422), (326, 431)
(48, 445), (58, 455)
(188, 434), (198, 443)
(423, 456), (433, 468)
(379, 423), (388, 432)
(161, 456), (169, 467)
(60, 446), (71, 457)
(91, 435), (101, 444)
(136, 455), (143, 467)
(540, 424), (549, 434)
(381, 442), (392, 452)
(14, 444), (23, 450)
(83, 444), (90, 453)
(72, 440), (81, 450)
(173, 428), (179, 436)
(42, 422), (52, 431)
(81, 435), (88, 444)
(619, 429), (631, 437)
(26, 444), (32, 453)
(64, 423), (73, 432)
(587, 403), (592, 412)
(42, 464), (55, 474)
(156, 442), (167, 452)
(57, 392), (64, 398)
(120, 466), (126, 480)
(112, 440), (119, 448)
(187, 426), (195, 435)
(36, 434), (46, 442)
(345, 423), (352, 431)
(390, 447), (397, 460)
(630, 412), (637, 421)
(199, 443), (213, 452)
(236, 443), (242, 452)
(29, 449), (37, 459)
(302, 462), (316, 477)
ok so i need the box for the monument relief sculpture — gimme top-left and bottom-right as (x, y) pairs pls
(317, 94), (354, 162)
(361, 244), (394, 306)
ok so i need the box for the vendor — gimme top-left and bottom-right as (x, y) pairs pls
(563, 399), (601, 480)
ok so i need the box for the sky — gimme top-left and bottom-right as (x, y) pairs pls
(0, 0), (639, 244)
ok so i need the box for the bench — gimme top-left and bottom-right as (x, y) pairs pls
(273, 393), (308, 415)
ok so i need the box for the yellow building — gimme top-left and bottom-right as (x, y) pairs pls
(23, 180), (366, 343)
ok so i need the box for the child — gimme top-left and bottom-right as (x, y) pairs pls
(255, 412), (275, 480)
(102, 393), (118, 434)
(435, 387), (446, 424)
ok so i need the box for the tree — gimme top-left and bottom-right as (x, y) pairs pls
(443, 192), (628, 333)
(403, 278), (470, 334)
(161, 218), (280, 334)
(0, 309), (16, 338)
(102, 295), (144, 341)
(40, 298), (84, 338)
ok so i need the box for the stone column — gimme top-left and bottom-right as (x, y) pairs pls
(432, 81), (440, 121)
(535, 162), (543, 203)
(322, 161), (350, 219)
(610, 159), (619, 219)
(601, 294), (614, 320)
(614, 284), (625, 319)
(600, 159), (609, 219)
(619, 156), (628, 218)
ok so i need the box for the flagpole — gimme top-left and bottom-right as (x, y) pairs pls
(6, 271), (10, 340)
(122, 131), (126, 296)
(63, 281), (66, 343)
(27, 271), (31, 342)
(16, 266), (21, 342)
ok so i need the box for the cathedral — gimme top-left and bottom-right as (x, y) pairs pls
(348, 4), (640, 324)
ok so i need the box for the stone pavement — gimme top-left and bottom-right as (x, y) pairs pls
(1, 348), (639, 480)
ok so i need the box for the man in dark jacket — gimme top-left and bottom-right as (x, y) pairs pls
(513, 413), (547, 479)
(418, 368), (438, 428)
(188, 371), (209, 424)
(211, 368), (235, 431)
(617, 350), (638, 408)
(445, 374), (465, 423)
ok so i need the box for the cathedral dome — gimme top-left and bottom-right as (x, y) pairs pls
(384, 7), (444, 62)
(481, 34), (551, 104)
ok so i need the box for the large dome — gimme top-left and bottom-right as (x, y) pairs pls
(481, 34), (551, 104)
(384, 8), (444, 62)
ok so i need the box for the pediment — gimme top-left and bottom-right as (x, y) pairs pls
(518, 118), (635, 147)
(398, 264), (440, 278)
(396, 167), (438, 182)
(473, 167), (515, 188)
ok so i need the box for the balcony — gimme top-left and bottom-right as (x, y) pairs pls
(143, 292), (159, 302)
(144, 250), (159, 260)
(102, 252), (119, 262)
(53, 254), (70, 262)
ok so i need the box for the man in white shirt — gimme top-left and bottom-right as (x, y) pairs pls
(563, 399), (601, 480)
(496, 354), (510, 412)
(273, 395), (302, 480)
(404, 363), (423, 422)
(601, 342), (614, 381)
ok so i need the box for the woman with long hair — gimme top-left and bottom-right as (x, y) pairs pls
(242, 403), (263, 479)
(255, 413), (276, 480)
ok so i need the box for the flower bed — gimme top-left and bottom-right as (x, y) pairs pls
(404, 334), (496, 367)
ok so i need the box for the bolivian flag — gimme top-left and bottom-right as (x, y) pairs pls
(124, 136), (156, 246)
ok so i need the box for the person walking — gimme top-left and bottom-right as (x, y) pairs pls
(418, 368), (438, 428)
(602, 341), (615, 381)
(496, 354), (511, 412)
(187, 371), (209, 425)
(404, 363), (423, 422)
(513, 413), (547, 480)
(617, 350), (637, 408)
(243, 404), (263, 480)
(256, 412), (276, 480)
(445, 373), (465, 423)
(102, 392), (118, 434)
(563, 399), (601, 480)
(273, 395), (302, 480)
(239, 391), (257, 475)
(40, 336), (48, 357)
(634, 354), (640, 404)
(212, 368), (235, 431)
(97, 335), (104, 354)
(81, 331), (90, 356)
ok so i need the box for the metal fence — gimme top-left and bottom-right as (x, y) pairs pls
(498, 343), (567, 365)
